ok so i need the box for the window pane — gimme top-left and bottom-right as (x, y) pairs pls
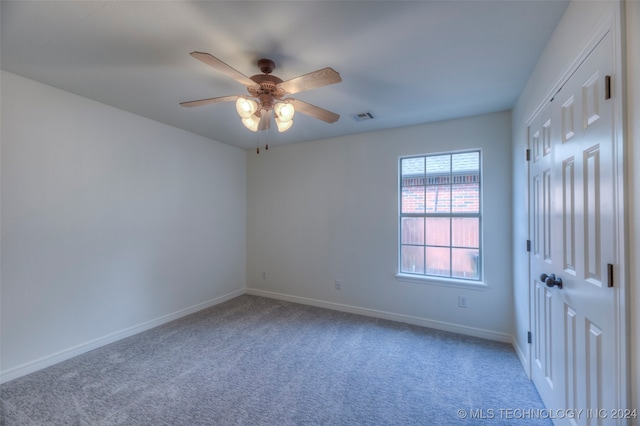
(426, 155), (450, 174)
(425, 217), (450, 246)
(401, 218), (424, 245)
(401, 157), (425, 177)
(425, 185), (450, 213)
(452, 248), (480, 279)
(451, 183), (479, 213)
(402, 187), (425, 213)
(452, 152), (479, 172)
(425, 246), (450, 276)
(452, 217), (479, 248)
(401, 246), (424, 274)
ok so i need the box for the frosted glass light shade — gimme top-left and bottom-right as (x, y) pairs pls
(236, 98), (258, 119)
(241, 114), (260, 132)
(275, 118), (293, 132)
(274, 102), (295, 122)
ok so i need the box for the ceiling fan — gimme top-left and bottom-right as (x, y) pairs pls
(180, 52), (342, 139)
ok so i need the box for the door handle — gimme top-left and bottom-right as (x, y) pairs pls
(540, 273), (563, 289)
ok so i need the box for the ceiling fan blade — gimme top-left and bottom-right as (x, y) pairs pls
(180, 95), (240, 107)
(288, 99), (340, 123)
(277, 67), (342, 95)
(190, 52), (259, 89)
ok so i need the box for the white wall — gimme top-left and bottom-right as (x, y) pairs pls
(626, 0), (640, 416)
(512, 0), (638, 413)
(0, 72), (246, 382)
(247, 111), (513, 340)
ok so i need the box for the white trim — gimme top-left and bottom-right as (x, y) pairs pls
(245, 287), (512, 343)
(395, 273), (488, 290)
(512, 335), (530, 380)
(524, 122), (533, 381)
(610, 3), (628, 412)
(0, 288), (245, 384)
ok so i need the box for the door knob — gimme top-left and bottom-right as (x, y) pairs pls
(540, 273), (563, 289)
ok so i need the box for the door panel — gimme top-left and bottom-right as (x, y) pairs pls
(562, 157), (575, 272)
(584, 146), (601, 284)
(565, 305), (578, 412)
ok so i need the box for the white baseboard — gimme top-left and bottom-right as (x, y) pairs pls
(512, 336), (531, 379)
(245, 288), (513, 343)
(0, 288), (244, 384)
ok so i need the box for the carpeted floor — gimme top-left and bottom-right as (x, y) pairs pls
(1, 295), (550, 425)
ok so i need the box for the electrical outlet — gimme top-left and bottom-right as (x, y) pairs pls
(334, 280), (342, 290)
(458, 295), (468, 308)
(261, 271), (267, 279)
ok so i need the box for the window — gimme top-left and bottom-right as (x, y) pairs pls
(399, 150), (481, 281)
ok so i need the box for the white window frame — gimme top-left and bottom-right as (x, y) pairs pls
(396, 149), (485, 288)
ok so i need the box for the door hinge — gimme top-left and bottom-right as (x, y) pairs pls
(605, 75), (612, 100)
(607, 263), (614, 288)
(526, 240), (531, 252)
(528, 331), (532, 344)
(526, 149), (531, 161)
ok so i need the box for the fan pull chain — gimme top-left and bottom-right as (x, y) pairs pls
(255, 111), (272, 154)
(256, 131), (267, 154)
(264, 125), (270, 151)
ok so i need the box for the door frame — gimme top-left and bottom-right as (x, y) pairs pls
(524, 6), (628, 411)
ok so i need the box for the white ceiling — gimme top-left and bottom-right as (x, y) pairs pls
(1, 1), (569, 151)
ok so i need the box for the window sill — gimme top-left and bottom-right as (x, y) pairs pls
(395, 273), (488, 291)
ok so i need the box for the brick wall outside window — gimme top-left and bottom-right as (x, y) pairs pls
(401, 180), (479, 213)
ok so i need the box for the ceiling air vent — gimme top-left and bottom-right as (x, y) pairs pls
(350, 111), (375, 122)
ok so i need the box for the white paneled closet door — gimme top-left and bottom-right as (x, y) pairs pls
(528, 28), (625, 425)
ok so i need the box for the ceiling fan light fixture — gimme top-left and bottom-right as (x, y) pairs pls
(241, 114), (260, 132)
(275, 118), (294, 133)
(274, 102), (295, 122)
(236, 97), (258, 119)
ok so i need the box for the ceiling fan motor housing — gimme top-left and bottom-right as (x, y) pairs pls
(249, 73), (286, 106)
